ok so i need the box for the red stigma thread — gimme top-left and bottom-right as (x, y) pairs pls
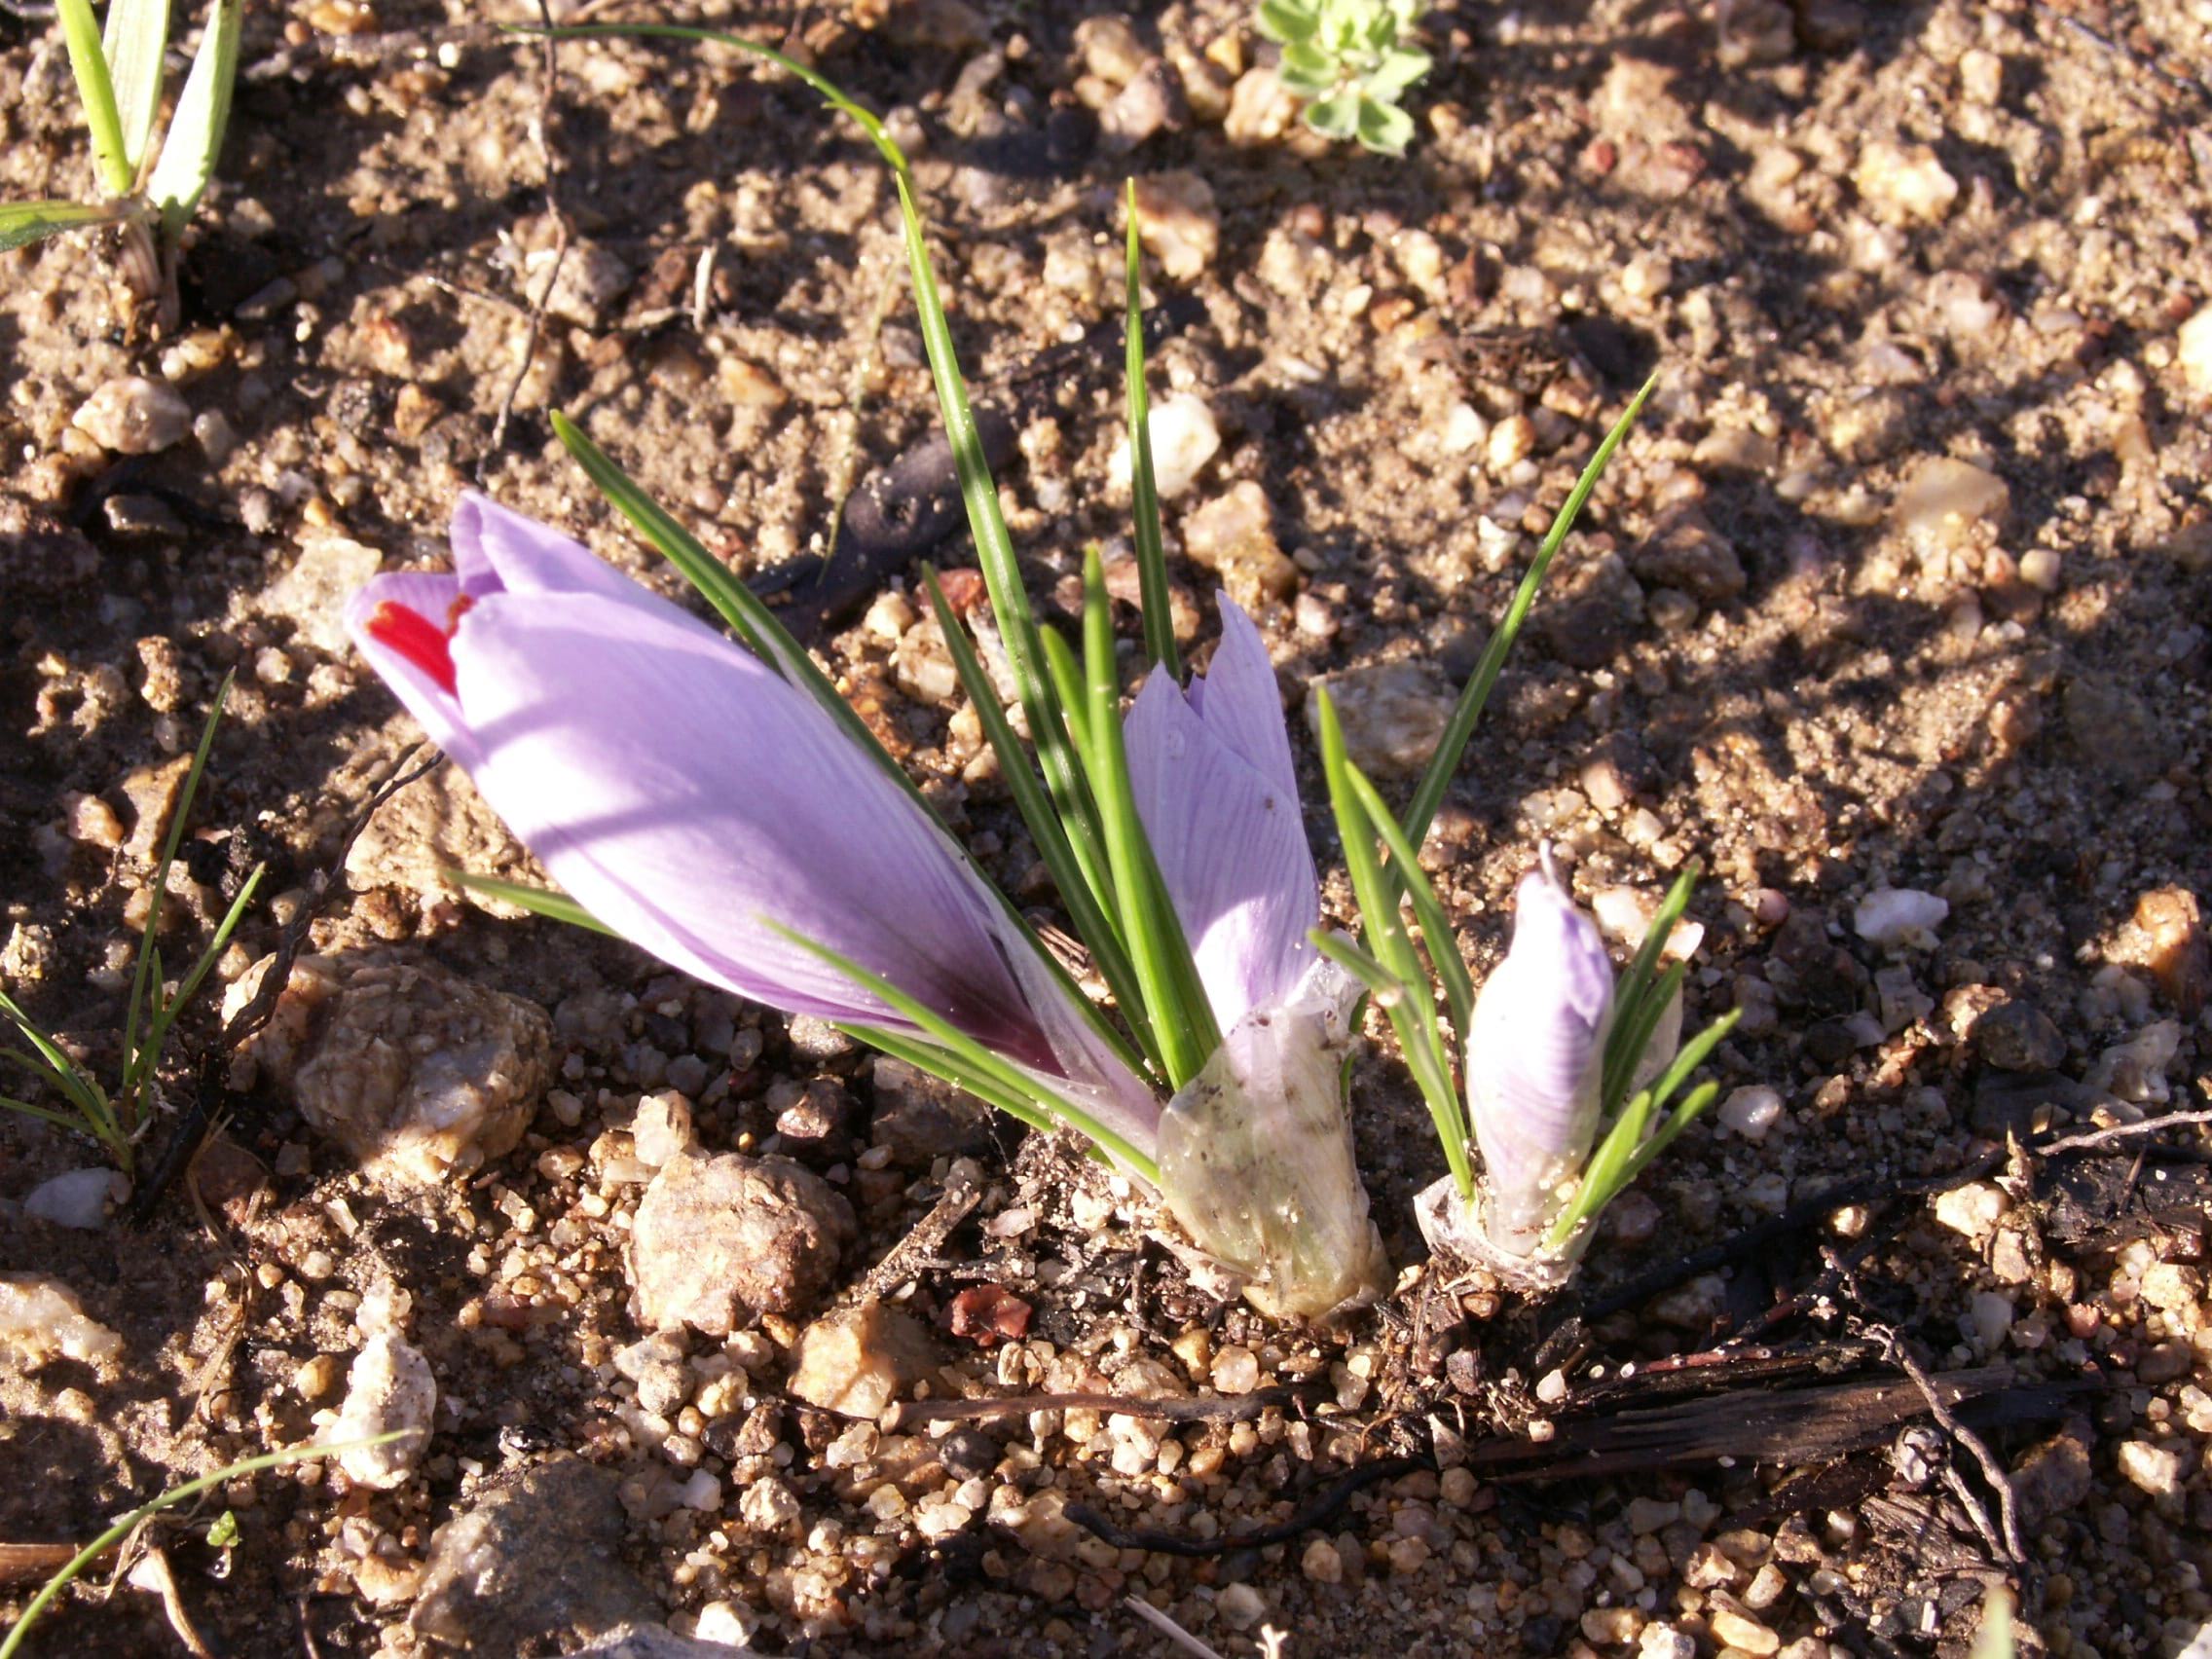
(364, 596), (473, 694)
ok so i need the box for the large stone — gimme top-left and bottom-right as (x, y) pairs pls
(73, 377), (192, 454)
(330, 1334), (436, 1490)
(785, 1301), (940, 1420)
(1182, 482), (1297, 608)
(225, 949), (552, 1186)
(629, 1153), (855, 1337)
(412, 1456), (659, 1651)
(1304, 662), (1454, 779)
(0, 1275), (121, 1368)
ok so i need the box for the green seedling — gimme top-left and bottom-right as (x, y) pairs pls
(1, 673), (264, 1179)
(3, 0), (245, 326)
(1255, 0), (1431, 155)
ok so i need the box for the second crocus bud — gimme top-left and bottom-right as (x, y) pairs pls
(1461, 851), (1617, 1259)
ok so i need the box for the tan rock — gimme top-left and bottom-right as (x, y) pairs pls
(786, 1301), (940, 1419)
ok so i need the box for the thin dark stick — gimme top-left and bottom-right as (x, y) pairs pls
(2036, 1106), (2212, 1157)
(485, 1), (568, 469)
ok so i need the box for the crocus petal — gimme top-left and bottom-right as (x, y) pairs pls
(450, 493), (646, 604)
(346, 521), (1154, 1143)
(1183, 597), (1298, 804)
(1124, 596), (1317, 1032)
(1124, 657), (1318, 1033)
(1465, 866), (1615, 1254)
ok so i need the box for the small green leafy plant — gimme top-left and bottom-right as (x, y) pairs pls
(1, 674), (264, 1180)
(2, 0), (244, 323)
(1256, 0), (1431, 155)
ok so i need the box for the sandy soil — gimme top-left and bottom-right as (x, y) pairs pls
(3, 1), (2211, 1655)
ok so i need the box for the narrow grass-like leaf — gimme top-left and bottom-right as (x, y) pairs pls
(1309, 929), (1462, 1148)
(0, 200), (128, 251)
(1401, 375), (1657, 849)
(117, 670), (233, 1150)
(146, 0), (242, 242)
(126, 862), (265, 1110)
(518, 22), (909, 178)
(1315, 688), (1472, 1197)
(448, 871), (614, 935)
(1604, 958), (1685, 1117)
(0, 1435), (401, 1659)
(55, 0), (132, 197)
(555, 418), (1147, 1085)
(1632, 1006), (1741, 1124)
(923, 571), (1157, 1077)
(836, 1022), (1057, 1137)
(1601, 863), (1699, 1104)
(1037, 622), (1091, 759)
(769, 919), (1159, 1182)
(891, 171), (1108, 908)
(0, 1009), (104, 1119)
(1123, 180), (1178, 678)
(1081, 550), (1217, 1088)
(1345, 765), (1473, 1045)
(1549, 1007), (1742, 1246)
(0, 1093), (99, 1136)
(103, 0), (172, 172)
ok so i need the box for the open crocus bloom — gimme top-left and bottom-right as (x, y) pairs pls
(347, 495), (1160, 1153)
(349, 497), (1383, 1316)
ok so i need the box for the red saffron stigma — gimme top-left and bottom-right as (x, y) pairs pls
(364, 600), (463, 694)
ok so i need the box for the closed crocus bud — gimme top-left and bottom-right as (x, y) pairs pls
(1465, 851), (1616, 1257)
(346, 495), (1161, 1156)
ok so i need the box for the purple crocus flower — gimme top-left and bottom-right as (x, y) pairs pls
(1464, 851), (1617, 1256)
(1124, 597), (1319, 1032)
(346, 495), (1159, 1151)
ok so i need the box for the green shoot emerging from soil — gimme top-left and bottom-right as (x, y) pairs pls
(0, 673), (264, 1179)
(0, 1435), (397, 1658)
(1256, 0), (1432, 155)
(3, 0), (244, 325)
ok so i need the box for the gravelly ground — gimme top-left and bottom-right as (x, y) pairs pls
(3, 1), (2211, 1655)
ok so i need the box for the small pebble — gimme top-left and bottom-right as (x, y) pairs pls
(1111, 390), (1219, 499)
(1853, 888), (1948, 949)
(1717, 1086), (1784, 1142)
(73, 377), (192, 454)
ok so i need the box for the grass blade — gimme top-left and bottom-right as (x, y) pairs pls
(128, 864), (265, 1110)
(145, 0), (242, 242)
(891, 171), (1107, 902)
(118, 670), (232, 1146)
(1309, 929), (1462, 1155)
(1603, 958), (1685, 1115)
(1345, 765), (1474, 1045)
(1314, 688), (1472, 1197)
(516, 22), (909, 178)
(1123, 180), (1178, 678)
(1037, 622), (1091, 758)
(103, 0), (172, 172)
(0, 200), (128, 251)
(447, 871), (613, 935)
(1601, 864), (1699, 1099)
(1081, 550), (1217, 1087)
(55, 0), (132, 197)
(0, 1435), (400, 1659)
(769, 918), (1158, 1182)
(923, 572), (1154, 1070)
(836, 1022), (1056, 1137)
(1401, 375), (1656, 849)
